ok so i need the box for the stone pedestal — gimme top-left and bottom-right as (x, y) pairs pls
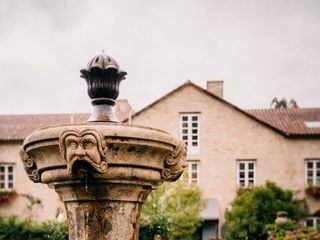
(55, 183), (151, 240)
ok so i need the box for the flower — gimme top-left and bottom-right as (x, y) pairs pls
(305, 186), (320, 199)
(0, 190), (17, 204)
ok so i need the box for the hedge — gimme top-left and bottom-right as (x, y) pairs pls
(0, 216), (68, 240)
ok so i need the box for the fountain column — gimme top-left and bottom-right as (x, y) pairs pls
(56, 183), (150, 239)
(20, 54), (186, 240)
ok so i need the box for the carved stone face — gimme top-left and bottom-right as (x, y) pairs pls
(60, 129), (108, 173)
(65, 133), (101, 166)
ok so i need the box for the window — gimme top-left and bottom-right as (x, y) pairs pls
(0, 164), (15, 190)
(237, 160), (256, 188)
(305, 160), (320, 186)
(180, 114), (200, 154)
(304, 121), (320, 128)
(185, 160), (199, 185)
(304, 217), (320, 229)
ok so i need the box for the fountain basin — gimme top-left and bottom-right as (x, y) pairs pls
(20, 122), (186, 240)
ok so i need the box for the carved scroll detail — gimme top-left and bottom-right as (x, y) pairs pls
(19, 148), (40, 183)
(59, 129), (108, 173)
(161, 141), (187, 181)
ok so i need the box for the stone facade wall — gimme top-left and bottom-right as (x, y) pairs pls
(0, 141), (63, 221)
(130, 84), (320, 232)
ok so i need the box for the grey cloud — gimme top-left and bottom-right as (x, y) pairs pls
(0, 0), (319, 113)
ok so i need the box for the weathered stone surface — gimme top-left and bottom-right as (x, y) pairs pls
(20, 122), (186, 239)
(56, 183), (150, 240)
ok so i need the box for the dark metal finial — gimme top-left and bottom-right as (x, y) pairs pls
(80, 54), (127, 122)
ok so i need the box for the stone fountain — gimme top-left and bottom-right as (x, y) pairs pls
(19, 54), (187, 240)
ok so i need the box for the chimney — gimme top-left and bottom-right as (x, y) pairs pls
(206, 80), (223, 98)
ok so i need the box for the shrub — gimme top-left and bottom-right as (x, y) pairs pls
(225, 182), (308, 240)
(140, 179), (206, 240)
(0, 216), (68, 240)
(266, 222), (320, 240)
(265, 221), (298, 239)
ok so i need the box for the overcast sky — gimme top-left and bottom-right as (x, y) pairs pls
(0, 0), (319, 114)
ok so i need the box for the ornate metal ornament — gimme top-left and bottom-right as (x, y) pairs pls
(59, 129), (108, 173)
(80, 54), (127, 122)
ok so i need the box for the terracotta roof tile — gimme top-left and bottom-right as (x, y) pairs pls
(0, 100), (134, 141)
(246, 108), (320, 136)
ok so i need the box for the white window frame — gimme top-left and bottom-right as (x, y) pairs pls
(0, 164), (15, 190)
(237, 160), (256, 188)
(305, 159), (320, 187)
(179, 113), (200, 155)
(186, 160), (200, 185)
(304, 217), (320, 229)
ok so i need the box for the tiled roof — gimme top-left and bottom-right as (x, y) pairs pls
(0, 113), (89, 141)
(0, 100), (134, 141)
(246, 108), (320, 136)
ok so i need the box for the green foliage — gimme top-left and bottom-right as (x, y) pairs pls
(265, 221), (298, 239)
(225, 182), (308, 240)
(0, 216), (68, 240)
(284, 230), (320, 240)
(266, 222), (320, 240)
(140, 179), (206, 240)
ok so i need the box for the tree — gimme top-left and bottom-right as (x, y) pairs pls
(139, 178), (206, 240)
(270, 98), (298, 109)
(225, 182), (308, 240)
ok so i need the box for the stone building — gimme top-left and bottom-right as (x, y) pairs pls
(0, 82), (320, 239)
(126, 81), (320, 239)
